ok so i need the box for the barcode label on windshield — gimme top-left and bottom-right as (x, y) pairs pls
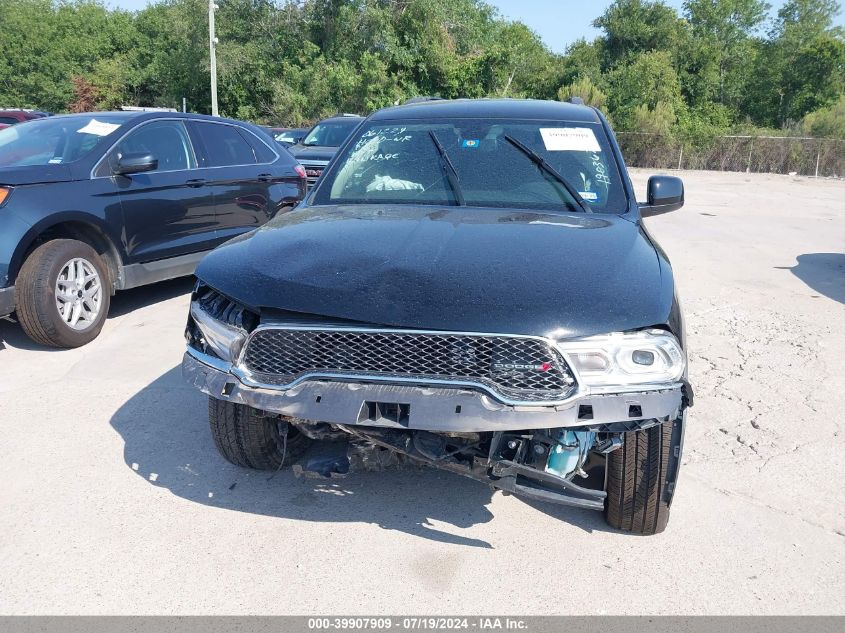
(540, 128), (601, 153)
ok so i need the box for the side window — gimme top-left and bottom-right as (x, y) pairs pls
(241, 128), (277, 163)
(0, 117), (18, 125)
(192, 122), (256, 167)
(112, 120), (196, 173)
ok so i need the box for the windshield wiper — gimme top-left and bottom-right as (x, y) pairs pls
(503, 134), (591, 213)
(429, 131), (465, 206)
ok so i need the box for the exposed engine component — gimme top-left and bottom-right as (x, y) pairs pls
(285, 421), (608, 509)
(545, 430), (596, 479)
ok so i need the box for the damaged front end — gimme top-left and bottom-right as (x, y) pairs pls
(183, 283), (692, 512)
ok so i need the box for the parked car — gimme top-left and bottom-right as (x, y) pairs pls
(273, 127), (308, 146)
(0, 109), (50, 126)
(0, 111), (305, 348)
(287, 114), (363, 187)
(182, 98), (692, 535)
(259, 126), (287, 140)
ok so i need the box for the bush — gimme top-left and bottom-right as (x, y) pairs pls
(631, 101), (676, 136)
(802, 94), (845, 139)
(557, 76), (607, 109)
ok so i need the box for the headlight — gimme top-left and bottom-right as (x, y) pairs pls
(188, 286), (256, 363)
(557, 329), (685, 387)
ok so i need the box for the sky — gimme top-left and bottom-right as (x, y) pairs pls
(110, 0), (845, 54)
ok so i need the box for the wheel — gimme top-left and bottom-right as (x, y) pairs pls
(605, 417), (684, 535)
(15, 239), (111, 348)
(208, 397), (311, 470)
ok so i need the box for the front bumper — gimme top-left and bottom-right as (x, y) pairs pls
(183, 347), (684, 432)
(0, 286), (15, 318)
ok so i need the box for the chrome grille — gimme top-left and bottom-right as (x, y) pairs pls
(241, 328), (577, 403)
(302, 164), (324, 188)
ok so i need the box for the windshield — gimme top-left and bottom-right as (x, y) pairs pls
(313, 118), (627, 213)
(302, 119), (361, 147)
(275, 130), (302, 144)
(0, 115), (132, 167)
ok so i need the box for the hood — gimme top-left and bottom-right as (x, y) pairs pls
(196, 205), (673, 339)
(287, 145), (338, 163)
(0, 164), (74, 186)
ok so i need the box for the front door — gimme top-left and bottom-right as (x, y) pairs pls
(110, 119), (218, 264)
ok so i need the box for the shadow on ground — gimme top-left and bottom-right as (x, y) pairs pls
(110, 366), (612, 547)
(781, 253), (845, 305)
(0, 276), (195, 351)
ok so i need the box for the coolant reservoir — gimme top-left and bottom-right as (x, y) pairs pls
(545, 430), (596, 478)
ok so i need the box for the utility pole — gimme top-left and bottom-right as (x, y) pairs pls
(208, 0), (219, 117)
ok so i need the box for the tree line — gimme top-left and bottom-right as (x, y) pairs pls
(1, 0), (843, 142)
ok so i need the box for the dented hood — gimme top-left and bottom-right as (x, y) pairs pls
(196, 205), (674, 339)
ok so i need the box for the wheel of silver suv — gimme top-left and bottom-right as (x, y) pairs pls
(15, 239), (111, 348)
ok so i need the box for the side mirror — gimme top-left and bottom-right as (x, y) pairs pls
(114, 152), (157, 176)
(640, 175), (684, 217)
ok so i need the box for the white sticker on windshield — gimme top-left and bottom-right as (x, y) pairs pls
(77, 119), (120, 137)
(540, 127), (601, 152)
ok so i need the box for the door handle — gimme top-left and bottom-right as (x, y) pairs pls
(257, 173), (273, 182)
(186, 178), (206, 188)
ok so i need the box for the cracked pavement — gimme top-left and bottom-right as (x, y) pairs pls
(1, 169), (843, 614)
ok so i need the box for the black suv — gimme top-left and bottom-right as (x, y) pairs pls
(0, 111), (304, 347)
(183, 99), (692, 534)
(288, 114), (362, 187)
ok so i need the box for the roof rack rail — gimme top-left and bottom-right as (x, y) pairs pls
(403, 96), (445, 105)
(566, 97), (585, 105)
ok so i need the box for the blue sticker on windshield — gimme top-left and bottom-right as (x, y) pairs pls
(578, 191), (599, 202)
(461, 139), (480, 149)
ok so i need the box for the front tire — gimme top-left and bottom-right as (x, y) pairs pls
(605, 418), (684, 535)
(208, 398), (311, 470)
(15, 239), (110, 348)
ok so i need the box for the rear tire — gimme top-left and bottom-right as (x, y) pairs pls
(605, 418), (684, 535)
(15, 239), (111, 348)
(208, 397), (311, 470)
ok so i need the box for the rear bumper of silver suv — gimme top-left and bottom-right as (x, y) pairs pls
(183, 347), (684, 432)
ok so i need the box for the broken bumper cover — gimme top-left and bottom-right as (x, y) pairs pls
(183, 347), (684, 433)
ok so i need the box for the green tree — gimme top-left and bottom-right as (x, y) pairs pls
(0, 0), (139, 112)
(556, 39), (604, 88)
(605, 51), (685, 130)
(774, 0), (844, 39)
(745, 0), (844, 125)
(482, 22), (559, 98)
(133, 0), (211, 111)
(682, 0), (770, 108)
(594, 0), (687, 68)
(0, 0), (839, 145)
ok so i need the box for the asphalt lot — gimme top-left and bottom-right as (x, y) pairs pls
(1, 169), (844, 615)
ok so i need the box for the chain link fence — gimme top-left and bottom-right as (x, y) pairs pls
(616, 133), (845, 178)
